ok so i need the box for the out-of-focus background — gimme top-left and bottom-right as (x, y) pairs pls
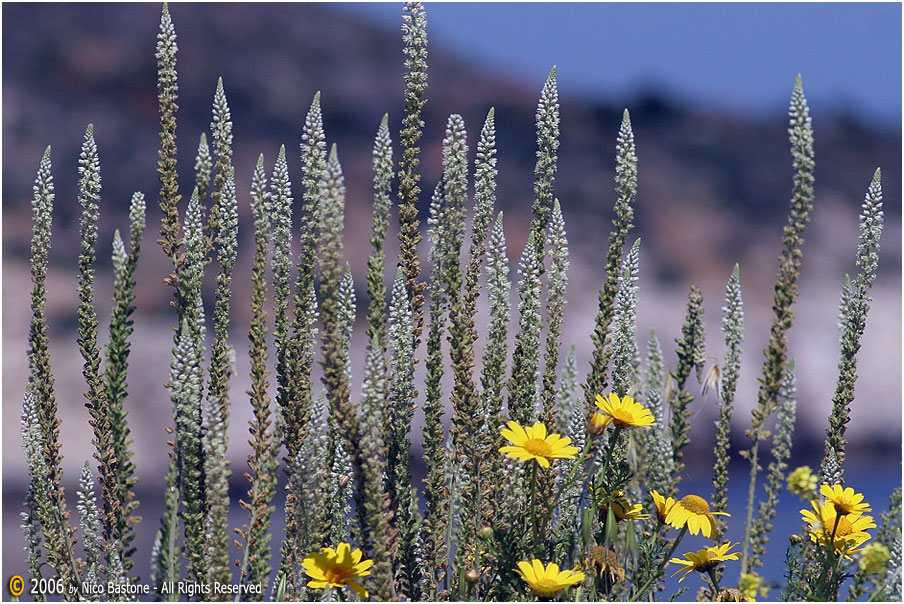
(3, 2), (900, 592)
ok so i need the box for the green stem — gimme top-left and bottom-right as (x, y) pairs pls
(630, 526), (687, 600)
(560, 436), (593, 501)
(740, 441), (760, 574)
(818, 515), (843, 600)
(600, 426), (623, 485)
(706, 567), (722, 594)
(530, 462), (539, 553)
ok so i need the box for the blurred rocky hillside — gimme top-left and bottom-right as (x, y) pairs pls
(3, 2), (901, 488)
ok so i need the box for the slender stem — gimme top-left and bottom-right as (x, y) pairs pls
(600, 426), (623, 485)
(741, 441), (760, 574)
(629, 526), (687, 600)
(815, 514), (843, 600)
(530, 462), (539, 552)
(560, 437), (593, 500)
(706, 567), (722, 594)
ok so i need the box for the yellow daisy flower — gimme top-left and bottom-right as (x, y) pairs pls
(588, 412), (613, 436)
(499, 421), (579, 468)
(594, 392), (654, 428)
(664, 494), (730, 538)
(515, 559), (585, 597)
(669, 543), (741, 582)
(820, 484), (872, 517)
(302, 542), (373, 598)
(651, 490), (677, 523)
(594, 488), (650, 522)
(801, 499), (875, 556)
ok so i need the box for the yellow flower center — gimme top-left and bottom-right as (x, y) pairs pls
(608, 408), (635, 426)
(523, 438), (554, 457)
(324, 566), (351, 585)
(679, 495), (711, 515)
(531, 577), (561, 595)
(695, 558), (720, 572)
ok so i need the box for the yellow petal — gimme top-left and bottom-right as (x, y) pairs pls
(500, 428), (520, 445)
(535, 455), (550, 468)
(531, 559), (546, 579)
(347, 580), (369, 599)
(516, 560), (536, 582)
(507, 421), (529, 443)
(336, 542), (351, 564)
(355, 559), (375, 575)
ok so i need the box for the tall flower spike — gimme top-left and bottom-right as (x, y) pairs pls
(339, 263), (356, 382)
(711, 265), (744, 539)
(173, 190), (208, 585)
(398, 1), (429, 373)
(742, 76), (814, 574)
(156, 2), (182, 273)
(76, 125), (122, 574)
(540, 199), (569, 425)
(610, 238), (640, 397)
(479, 213), (512, 532)
(278, 96), (324, 576)
(103, 191), (145, 575)
(21, 387), (47, 587)
(420, 185), (450, 599)
(204, 169), (238, 592)
(357, 344), (397, 601)
(317, 147), (379, 579)
(77, 462), (102, 587)
(366, 114), (394, 351)
(438, 114), (489, 584)
(270, 145), (293, 366)
(238, 155), (278, 596)
(749, 361), (797, 570)
(821, 169), (883, 481)
(387, 267), (419, 597)
(482, 212), (511, 429)
(552, 348), (585, 554)
(669, 284), (705, 490)
(640, 331), (674, 502)
(508, 237), (543, 424)
(207, 76), (234, 255)
(585, 109), (637, 418)
(194, 132), (211, 201)
(528, 67), (560, 267)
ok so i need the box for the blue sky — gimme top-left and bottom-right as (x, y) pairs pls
(332, 2), (902, 129)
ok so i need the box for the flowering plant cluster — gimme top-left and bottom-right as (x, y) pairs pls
(17, 2), (898, 602)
